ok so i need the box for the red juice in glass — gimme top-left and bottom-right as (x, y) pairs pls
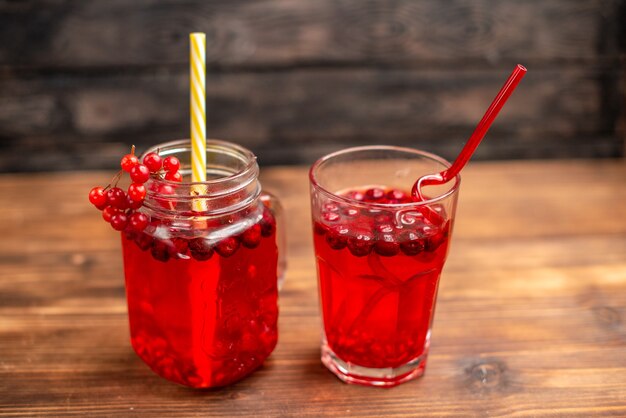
(310, 147), (459, 387)
(121, 139), (284, 388)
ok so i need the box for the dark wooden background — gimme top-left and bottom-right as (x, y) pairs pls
(0, 0), (624, 172)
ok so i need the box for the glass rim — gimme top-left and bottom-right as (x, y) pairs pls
(309, 145), (461, 208)
(140, 138), (258, 187)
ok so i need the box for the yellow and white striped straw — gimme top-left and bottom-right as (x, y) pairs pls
(190, 33), (207, 211)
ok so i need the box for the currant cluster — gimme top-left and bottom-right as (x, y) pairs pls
(87, 146), (182, 232)
(314, 187), (450, 258)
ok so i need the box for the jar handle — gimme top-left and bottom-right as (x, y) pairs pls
(260, 191), (286, 290)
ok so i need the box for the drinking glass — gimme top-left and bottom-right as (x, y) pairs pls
(309, 146), (459, 387)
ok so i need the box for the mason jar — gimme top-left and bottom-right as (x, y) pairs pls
(121, 139), (285, 388)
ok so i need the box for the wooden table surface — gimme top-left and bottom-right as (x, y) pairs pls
(1, 160), (625, 417)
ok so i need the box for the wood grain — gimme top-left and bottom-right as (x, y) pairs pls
(0, 0), (623, 171)
(0, 68), (621, 172)
(1, 160), (625, 416)
(0, 0), (619, 68)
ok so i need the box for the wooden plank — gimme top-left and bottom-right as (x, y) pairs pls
(0, 68), (621, 172)
(0, 0), (619, 69)
(0, 161), (626, 416)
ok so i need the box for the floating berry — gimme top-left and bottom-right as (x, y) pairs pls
(128, 183), (147, 202)
(130, 164), (150, 183)
(347, 228), (374, 257)
(128, 212), (149, 232)
(135, 232), (153, 251)
(325, 224), (349, 250)
(424, 222), (449, 252)
(373, 213), (393, 225)
(344, 190), (365, 201)
(374, 223), (394, 234)
(123, 228), (137, 242)
(242, 224), (262, 249)
(120, 152), (139, 173)
(374, 233), (400, 257)
(172, 238), (190, 258)
(107, 187), (128, 210)
(216, 236), (240, 257)
(163, 156), (180, 173)
(102, 206), (118, 223)
(143, 152), (162, 172)
(322, 211), (340, 223)
(165, 171), (183, 182)
(399, 230), (425, 256)
(342, 207), (359, 218)
(386, 189), (408, 202)
(314, 222), (328, 236)
(260, 208), (276, 237)
(322, 203), (339, 213)
(364, 187), (385, 202)
(151, 240), (170, 262)
(110, 212), (128, 231)
(88, 186), (108, 209)
(189, 238), (213, 261)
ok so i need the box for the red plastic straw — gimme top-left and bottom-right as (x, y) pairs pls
(413, 64), (527, 198)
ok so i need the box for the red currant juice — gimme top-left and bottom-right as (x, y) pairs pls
(121, 206), (278, 388)
(313, 188), (451, 377)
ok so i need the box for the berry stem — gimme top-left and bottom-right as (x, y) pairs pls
(110, 169), (123, 187)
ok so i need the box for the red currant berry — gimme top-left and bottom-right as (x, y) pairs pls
(215, 236), (241, 257)
(128, 212), (149, 232)
(322, 211), (340, 223)
(364, 187), (385, 202)
(374, 234), (400, 257)
(172, 238), (190, 258)
(375, 223), (395, 234)
(110, 213), (128, 231)
(314, 222), (329, 236)
(189, 238), (214, 261)
(128, 183), (147, 202)
(342, 207), (360, 218)
(134, 232), (153, 251)
(143, 152), (162, 172)
(88, 186), (108, 209)
(260, 208), (276, 237)
(107, 187), (128, 210)
(423, 222), (449, 252)
(347, 228), (374, 257)
(373, 213), (393, 225)
(162, 156), (180, 173)
(102, 206), (118, 223)
(322, 203), (339, 213)
(155, 184), (176, 209)
(127, 194), (143, 210)
(242, 224), (262, 249)
(130, 164), (150, 183)
(151, 239), (170, 262)
(123, 228), (138, 242)
(399, 230), (426, 256)
(387, 189), (409, 203)
(344, 190), (365, 201)
(120, 153), (139, 172)
(325, 224), (349, 250)
(165, 171), (183, 182)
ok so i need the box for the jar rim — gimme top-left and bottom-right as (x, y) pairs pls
(309, 145), (461, 208)
(140, 138), (258, 188)
(139, 139), (261, 217)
